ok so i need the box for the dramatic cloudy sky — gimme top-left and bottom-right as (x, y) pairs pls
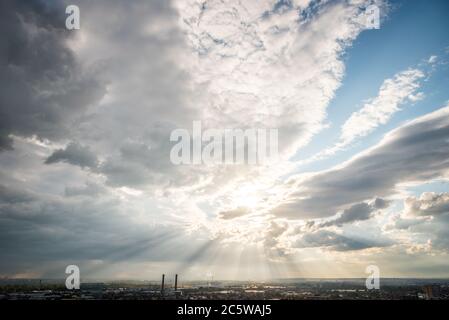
(1, 0), (449, 281)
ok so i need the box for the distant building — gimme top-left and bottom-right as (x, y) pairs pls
(423, 285), (441, 300)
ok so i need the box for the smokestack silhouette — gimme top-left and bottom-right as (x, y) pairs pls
(175, 274), (178, 291)
(161, 274), (165, 295)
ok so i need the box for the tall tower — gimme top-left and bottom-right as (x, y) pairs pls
(175, 274), (178, 291)
(161, 274), (165, 296)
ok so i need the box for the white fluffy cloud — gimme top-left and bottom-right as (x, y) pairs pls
(340, 68), (424, 144)
(404, 192), (449, 217)
(384, 191), (449, 256)
(300, 67), (426, 162)
(174, 0), (376, 160)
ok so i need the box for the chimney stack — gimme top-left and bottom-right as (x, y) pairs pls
(161, 274), (165, 295)
(175, 274), (178, 291)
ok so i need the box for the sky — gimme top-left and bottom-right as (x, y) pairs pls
(1, 0), (449, 281)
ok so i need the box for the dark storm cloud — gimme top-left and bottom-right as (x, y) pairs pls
(38, 0), (205, 190)
(0, 184), (36, 204)
(45, 142), (98, 168)
(0, 0), (195, 191)
(64, 182), (106, 197)
(272, 106), (449, 219)
(0, 183), (201, 276)
(97, 125), (193, 188)
(0, 0), (105, 150)
(294, 230), (392, 251)
(319, 198), (389, 228)
(0, 136), (13, 151)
